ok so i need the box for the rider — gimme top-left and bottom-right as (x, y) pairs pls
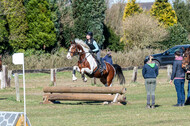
(85, 32), (103, 73)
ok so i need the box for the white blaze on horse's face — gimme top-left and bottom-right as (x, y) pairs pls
(67, 45), (73, 59)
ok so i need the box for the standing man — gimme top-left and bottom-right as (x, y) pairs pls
(170, 51), (186, 107)
(142, 55), (159, 109)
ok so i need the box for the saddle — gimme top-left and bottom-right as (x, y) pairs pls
(92, 54), (106, 72)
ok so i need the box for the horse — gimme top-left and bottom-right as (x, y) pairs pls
(182, 47), (190, 71)
(67, 39), (125, 87)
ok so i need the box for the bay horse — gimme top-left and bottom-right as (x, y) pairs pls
(67, 39), (125, 87)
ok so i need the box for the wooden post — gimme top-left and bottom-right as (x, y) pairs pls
(131, 66), (138, 82)
(1, 65), (8, 89)
(7, 70), (12, 87)
(167, 65), (172, 81)
(51, 68), (57, 86)
(14, 73), (20, 102)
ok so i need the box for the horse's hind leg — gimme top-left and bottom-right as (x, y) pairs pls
(100, 77), (107, 86)
(81, 74), (87, 82)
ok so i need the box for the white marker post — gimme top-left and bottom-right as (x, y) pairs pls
(12, 53), (26, 126)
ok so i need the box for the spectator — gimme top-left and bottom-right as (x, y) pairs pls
(142, 55), (159, 109)
(170, 51), (186, 107)
(102, 51), (113, 65)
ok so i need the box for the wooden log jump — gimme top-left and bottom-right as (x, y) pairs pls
(43, 86), (126, 94)
(43, 86), (127, 105)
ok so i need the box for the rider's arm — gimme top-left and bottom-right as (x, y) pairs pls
(92, 40), (99, 52)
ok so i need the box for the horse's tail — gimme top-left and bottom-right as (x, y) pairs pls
(113, 64), (125, 85)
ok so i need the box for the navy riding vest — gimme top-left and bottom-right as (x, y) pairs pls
(85, 39), (96, 50)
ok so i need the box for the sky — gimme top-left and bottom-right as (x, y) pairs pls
(112, 0), (173, 4)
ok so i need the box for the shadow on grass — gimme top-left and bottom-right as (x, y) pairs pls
(0, 98), (7, 100)
(53, 101), (104, 105)
(155, 104), (161, 108)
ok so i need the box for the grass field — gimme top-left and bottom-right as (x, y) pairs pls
(1, 69), (190, 126)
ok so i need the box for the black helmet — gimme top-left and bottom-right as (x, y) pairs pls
(86, 32), (93, 37)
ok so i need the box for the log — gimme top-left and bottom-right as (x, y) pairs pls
(43, 86), (126, 94)
(43, 93), (126, 103)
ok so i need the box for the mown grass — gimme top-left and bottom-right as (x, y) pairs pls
(1, 69), (190, 126)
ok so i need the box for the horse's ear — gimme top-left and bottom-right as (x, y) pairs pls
(70, 40), (75, 44)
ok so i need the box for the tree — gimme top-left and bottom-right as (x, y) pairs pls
(163, 23), (189, 48)
(0, 0), (9, 54)
(49, 0), (60, 45)
(150, 0), (177, 27)
(26, 0), (56, 50)
(123, 0), (143, 20)
(72, 0), (106, 46)
(121, 13), (168, 49)
(105, 2), (125, 35)
(2, 0), (28, 51)
(57, 0), (74, 48)
(173, 0), (190, 33)
(103, 25), (124, 52)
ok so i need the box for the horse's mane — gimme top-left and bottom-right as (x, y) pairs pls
(75, 38), (90, 51)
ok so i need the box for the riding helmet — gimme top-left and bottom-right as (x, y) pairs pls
(86, 32), (93, 37)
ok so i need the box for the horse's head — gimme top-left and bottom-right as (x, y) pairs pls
(182, 47), (190, 70)
(67, 40), (78, 59)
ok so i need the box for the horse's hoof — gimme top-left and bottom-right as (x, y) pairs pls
(103, 101), (109, 105)
(83, 78), (87, 82)
(72, 78), (77, 82)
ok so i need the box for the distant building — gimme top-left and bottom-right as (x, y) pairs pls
(138, 2), (154, 10)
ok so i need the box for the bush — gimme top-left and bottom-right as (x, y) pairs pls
(121, 13), (168, 49)
(2, 47), (161, 70)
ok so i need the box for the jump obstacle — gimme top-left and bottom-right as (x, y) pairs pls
(43, 86), (127, 105)
(0, 111), (31, 126)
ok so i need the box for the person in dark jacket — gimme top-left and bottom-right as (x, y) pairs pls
(102, 51), (113, 65)
(142, 55), (159, 109)
(170, 51), (186, 107)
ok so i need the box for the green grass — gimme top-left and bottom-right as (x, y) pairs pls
(1, 69), (190, 126)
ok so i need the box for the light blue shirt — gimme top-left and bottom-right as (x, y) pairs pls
(92, 40), (99, 52)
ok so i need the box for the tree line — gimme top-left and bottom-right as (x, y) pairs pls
(0, 0), (189, 54)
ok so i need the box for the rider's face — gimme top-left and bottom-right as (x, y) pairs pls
(86, 35), (91, 40)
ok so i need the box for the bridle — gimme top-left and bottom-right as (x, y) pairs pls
(68, 43), (92, 64)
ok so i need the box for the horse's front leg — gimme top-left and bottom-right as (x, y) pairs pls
(81, 67), (93, 75)
(72, 66), (80, 81)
